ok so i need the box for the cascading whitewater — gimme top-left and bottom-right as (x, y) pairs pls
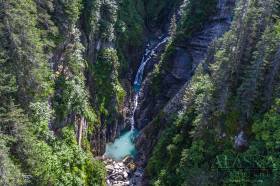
(104, 37), (170, 160)
(105, 6), (182, 161)
(130, 36), (170, 130)
(130, 94), (138, 131)
(133, 37), (170, 92)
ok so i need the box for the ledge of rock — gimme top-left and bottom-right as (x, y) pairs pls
(102, 156), (144, 186)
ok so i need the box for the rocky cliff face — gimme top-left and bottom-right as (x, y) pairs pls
(136, 0), (236, 166)
(143, 0), (280, 184)
(87, 0), (185, 156)
(48, 0), (235, 169)
(81, 1), (119, 156)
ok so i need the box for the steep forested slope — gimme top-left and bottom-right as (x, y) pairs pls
(145, 0), (280, 185)
(0, 0), (106, 185)
(0, 0), (280, 186)
(0, 0), (178, 185)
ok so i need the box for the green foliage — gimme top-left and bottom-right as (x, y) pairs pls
(0, 1), (106, 185)
(99, 0), (118, 41)
(84, 159), (106, 186)
(29, 101), (55, 141)
(53, 27), (96, 127)
(115, 0), (145, 75)
(147, 0), (280, 185)
(54, 76), (95, 123)
(150, 0), (217, 98)
(0, 102), (106, 185)
(177, 0), (217, 38)
(90, 48), (125, 118)
(150, 42), (175, 95)
(0, 131), (26, 186)
(82, 0), (101, 35)
(116, 0), (144, 46)
(16, 124), (106, 186)
(0, 0), (53, 106)
(144, 0), (181, 30)
(61, 0), (83, 25)
(2, 0), (279, 185)
(214, 99), (280, 185)
(83, 0), (118, 41)
(147, 113), (193, 185)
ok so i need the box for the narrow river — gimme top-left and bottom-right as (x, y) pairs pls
(104, 36), (169, 161)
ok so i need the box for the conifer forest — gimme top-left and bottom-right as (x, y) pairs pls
(1, 0), (280, 185)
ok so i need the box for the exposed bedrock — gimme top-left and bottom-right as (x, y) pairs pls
(136, 0), (236, 166)
(135, 48), (192, 130)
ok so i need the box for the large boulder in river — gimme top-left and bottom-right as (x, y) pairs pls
(122, 156), (134, 165)
(234, 131), (249, 152)
(127, 163), (137, 172)
(122, 156), (137, 172)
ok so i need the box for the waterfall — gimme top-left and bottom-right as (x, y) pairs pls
(133, 36), (169, 92)
(130, 94), (138, 131)
(130, 36), (170, 130)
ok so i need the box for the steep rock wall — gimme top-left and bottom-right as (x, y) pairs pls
(82, 0), (181, 155)
(136, 0), (236, 165)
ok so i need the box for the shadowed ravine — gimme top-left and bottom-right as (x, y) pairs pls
(103, 36), (170, 185)
(102, 0), (236, 185)
(104, 36), (170, 161)
(3, 0), (279, 186)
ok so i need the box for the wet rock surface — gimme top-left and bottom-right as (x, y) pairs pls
(103, 156), (144, 186)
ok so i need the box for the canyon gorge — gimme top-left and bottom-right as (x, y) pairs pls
(1, 0), (280, 186)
